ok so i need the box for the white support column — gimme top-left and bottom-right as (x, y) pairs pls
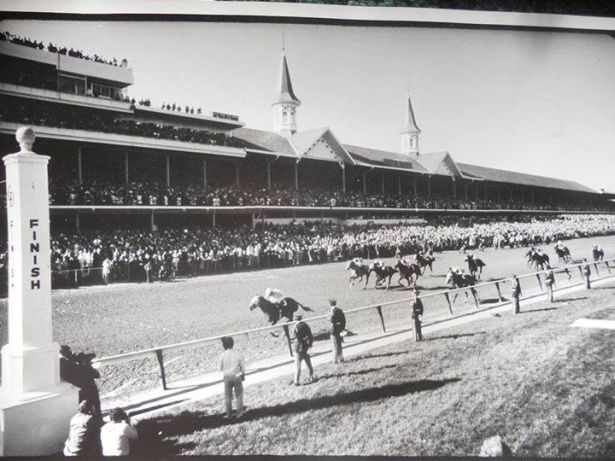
(294, 161), (298, 191)
(235, 161), (240, 188)
(397, 175), (401, 196)
(427, 176), (432, 198)
(267, 161), (271, 190)
(77, 146), (83, 185)
(165, 154), (170, 188)
(341, 165), (346, 193)
(362, 171), (367, 195)
(381, 172), (385, 195)
(124, 151), (129, 184)
(203, 159), (207, 190)
(1, 128), (78, 456)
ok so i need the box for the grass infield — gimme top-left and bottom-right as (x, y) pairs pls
(133, 280), (615, 457)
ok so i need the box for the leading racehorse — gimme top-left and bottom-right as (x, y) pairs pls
(249, 296), (312, 328)
(554, 242), (572, 264)
(369, 261), (397, 290)
(346, 257), (372, 289)
(525, 248), (551, 271)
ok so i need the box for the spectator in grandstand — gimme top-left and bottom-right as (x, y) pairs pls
(510, 275), (522, 314)
(100, 408), (139, 456)
(328, 299), (346, 364)
(219, 336), (246, 419)
(292, 314), (314, 385)
(63, 400), (101, 457)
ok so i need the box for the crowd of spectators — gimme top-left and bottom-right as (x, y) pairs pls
(161, 102), (203, 115)
(0, 97), (242, 148)
(1, 215), (613, 291)
(48, 179), (614, 212)
(1, 31), (123, 67)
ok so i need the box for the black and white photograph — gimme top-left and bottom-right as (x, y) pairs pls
(1, 0), (615, 457)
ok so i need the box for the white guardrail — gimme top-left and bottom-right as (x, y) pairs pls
(90, 256), (615, 390)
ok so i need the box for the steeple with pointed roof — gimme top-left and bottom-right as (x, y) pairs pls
(400, 92), (421, 157)
(272, 51), (301, 137)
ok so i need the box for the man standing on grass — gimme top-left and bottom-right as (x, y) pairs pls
(410, 289), (424, 342)
(292, 314), (314, 385)
(329, 299), (346, 364)
(581, 258), (591, 289)
(219, 336), (246, 419)
(511, 274), (522, 314)
(544, 268), (555, 303)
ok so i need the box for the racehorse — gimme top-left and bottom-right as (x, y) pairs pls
(395, 259), (421, 287)
(554, 243), (572, 264)
(346, 257), (372, 289)
(592, 245), (604, 262)
(369, 261), (397, 290)
(415, 252), (435, 274)
(465, 254), (486, 280)
(445, 268), (480, 306)
(249, 295), (313, 335)
(525, 248), (551, 271)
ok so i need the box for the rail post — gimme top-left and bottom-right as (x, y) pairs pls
(594, 262), (600, 276)
(577, 265), (583, 278)
(495, 281), (503, 303)
(444, 292), (453, 315)
(282, 325), (293, 357)
(155, 349), (168, 391)
(471, 288), (480, 309)
(376, 306), (386, 332)
(535, 273), (543, 291)
(74, 269), (78, 288)
(605, 260), (612, 274)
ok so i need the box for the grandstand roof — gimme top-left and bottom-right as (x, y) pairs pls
(293, 128), (356, 165)
(457, 163), (597, 193)
(344, 144), (427, 173)
(233, 127), (297, 157)
(417, 152), (465, 177)
(273, 53), (301, 106)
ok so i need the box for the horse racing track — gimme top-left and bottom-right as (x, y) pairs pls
(1, 234), (614, 398)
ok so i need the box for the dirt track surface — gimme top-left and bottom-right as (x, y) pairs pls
(1, 234), (614, 394)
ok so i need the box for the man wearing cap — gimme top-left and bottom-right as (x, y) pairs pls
(581, 258), (591, 289)
(328, 299), (346, 364)
(511, 274), (522, 314)
(409, 290), (424, 342)
(292, 313), (314, 385)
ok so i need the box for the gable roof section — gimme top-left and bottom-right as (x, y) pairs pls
(344, 144), (428, 173)
(457, 163), (597, 193)
(292, 127), (356, 165)
(418, 152), (464, 177)
(232, 127), (296, 157)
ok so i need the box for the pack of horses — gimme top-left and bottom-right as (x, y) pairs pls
(345, 253), (435, 290)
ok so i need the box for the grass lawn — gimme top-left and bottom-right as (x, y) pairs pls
(132, 281), (615, 457)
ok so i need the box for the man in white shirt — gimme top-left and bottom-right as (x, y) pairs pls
(219, 336), (246, 419)
(100, 408), (138, 456)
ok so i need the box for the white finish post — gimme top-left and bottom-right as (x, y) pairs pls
(1, 127), (78, 456)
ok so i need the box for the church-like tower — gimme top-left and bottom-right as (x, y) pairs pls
(272, 51), (301, 137)
(400, 92), (421, 157)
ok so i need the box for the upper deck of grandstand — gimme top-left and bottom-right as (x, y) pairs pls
(0, 30), (612, 223)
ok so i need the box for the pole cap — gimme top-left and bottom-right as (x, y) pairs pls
(16, 127), (36, 153)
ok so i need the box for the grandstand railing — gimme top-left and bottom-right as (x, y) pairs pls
(48, 205), (615, 214)
(91, 257), (615, 391)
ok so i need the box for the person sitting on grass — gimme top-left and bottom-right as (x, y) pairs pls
(100, 407), (139, 456)
(63, 400), (101, 457)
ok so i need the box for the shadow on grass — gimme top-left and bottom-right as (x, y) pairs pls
(553, 296), (588, 303)
(479, 297), (507, 305)
(137, 378), (461, 454)
(424, 331), (487, 342)
(591, 286), (615, 290)
(519, 307), (559, 314)
(317, 364), (398, 381)
(349, 350), (408, 361)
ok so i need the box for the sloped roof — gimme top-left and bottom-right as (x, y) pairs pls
(273, 53), (301, 106)
(290, 127), (329, 155)
(417, 152), (464, 177)
(232, 127), (296, 157)
(344, 144), (427, 173)
(458, 162), (597, 193)
(292, 128), (355, 165)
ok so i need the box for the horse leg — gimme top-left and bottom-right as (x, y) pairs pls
(282, 324), (293, 357)
(386, 275), (392, 290)
(269, 320), (280, 337)
(363, 272), (370, 290)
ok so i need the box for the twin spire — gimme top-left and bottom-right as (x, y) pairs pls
(272, 49), (420, 157)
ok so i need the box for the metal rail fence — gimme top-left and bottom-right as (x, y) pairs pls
(91, 257), (615, 391)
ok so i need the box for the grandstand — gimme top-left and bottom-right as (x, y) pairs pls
(1, 31), (614, 233)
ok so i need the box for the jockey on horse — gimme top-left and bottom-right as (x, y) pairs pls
(554, 240), (572, 263)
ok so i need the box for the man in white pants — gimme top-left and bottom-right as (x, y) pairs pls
(219, 336), (246, 419)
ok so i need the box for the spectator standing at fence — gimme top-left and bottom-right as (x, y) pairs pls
(544, 269), (555, 303)
(63, 400), (101, 456)
(219, 336), (246, 419)
(410, 290), (424, 341)
(582, 258), (591, 289)
(329, 299), (346, 364)
(510, 275), (522, 314)
(144, 258), (153, 283)
(102, 257), (112, 285)
(100, 408), (138, 456)
(292, 314), (314, 385)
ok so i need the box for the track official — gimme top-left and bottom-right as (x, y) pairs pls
(328, 299), (346, 364)
(410, 290), (424, 341)
(544, 269), (555, 303)
(581, 259), (591, 289)
(511, 275), (522, 314)
(292, 314), (314, 385)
